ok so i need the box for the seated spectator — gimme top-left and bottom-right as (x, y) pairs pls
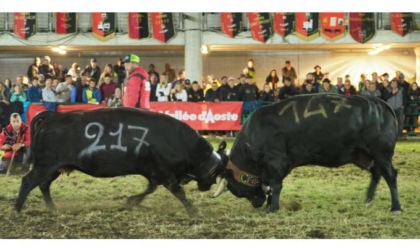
(0, 113), (30, 174)
(318, 78), (338, 94)
(278, 77), (296, 100)
(170, 82), (188, 102)
(188, 81), (204, 102)
(220, 77), (240, 101)
(82, 78), (102, 104)
(107, 88), (123, 107)
(56, 74), (76, 103)
(67, 62), (80, 82)
(99, 74), (117, 104)
(259, 83), (275, 102)
(42, 78), (57, 112)
(338, 80), (357, 96)
(156, 74), (171, 102)
(300, 81), (317, 94)
(205, 81), (221, 102)
(27, 76), (43, 103)
(361, 81), (382, 98)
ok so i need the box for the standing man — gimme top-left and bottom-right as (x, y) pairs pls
(81, 58), (101, 85)
(281, 60), (298, 85)
(122, 54), (150, 109)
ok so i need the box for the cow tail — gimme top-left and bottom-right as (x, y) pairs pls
(27, 111), (56, 164)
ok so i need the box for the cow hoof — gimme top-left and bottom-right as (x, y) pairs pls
(392, 210), (402, 215)
(365, 202), (371, 208)
(268, 207), (279, 213)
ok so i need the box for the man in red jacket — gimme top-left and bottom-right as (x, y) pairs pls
(122, 54), (150, 109)
(0, 113), (30, 174)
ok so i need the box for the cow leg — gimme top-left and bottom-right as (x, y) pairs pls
(39, 171), (61, 211)
(126, 179), (158, 207)
(15, 170), (43, 213)
(365, 166), (381, 207)
(265, 163), (291, 213)
(375, 158), (402, 212)
(164, 181), (197, 215)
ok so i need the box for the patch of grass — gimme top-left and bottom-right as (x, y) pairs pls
(0, 137), (420, 238)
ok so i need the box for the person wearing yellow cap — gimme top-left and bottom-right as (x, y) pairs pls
(122, 54), (151, 109)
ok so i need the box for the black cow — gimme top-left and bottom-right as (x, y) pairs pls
(217, 94), (402, 213)
(15, 107), (223, 214)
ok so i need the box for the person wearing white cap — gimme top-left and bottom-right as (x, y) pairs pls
(122, 54), (150, 109)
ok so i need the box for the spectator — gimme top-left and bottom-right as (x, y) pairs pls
(38, 56), (55, 79)
(149, 73), (159, 102)
(301, 73), (320, 92)
(107, 88), (123, 108)
(82, 78), (101, 104)
(42, 78), (57, 112)
(300, 81), (317, 94)
(14, 75), (29, 95)
(259, 83), (275, 102)
(236, 73), (246, 91)
(397, 73), (410, 107)
(218, 76), (229, 96)
(383, 79), (404, 138)
(404, 82), (420, 133)
(278, 77), (296, 100)
(56, 74), (76, 103)
(0, 82), (12, 127)
(318, 78), (338, 94)
(148, 64), (160, 84)
(335, 77), (344, 92)
(265, 69), (280, 90)
(113, 57), (126, 88)
(122, 54), (150, 109)
(98, 63), (117, 85)
(205, 81), (221, 102)
(220, 77), (240, 101)
(10, 85), (28, 103)
(54, 63), (67, 82)
(361, 81), (382, 98)
(371, 72), (380, 86)
(81, 58), (101, 85)
(188, 81), (204, 102)
(162, 63), (176, 83)
(27, 76), (42, 103)
(156, 74), (171, 102)
(240, 75), (260, 117)
(4, 78), (12, 90)
(0, 113), (30, 174)
(99, 74), (117, 104)
(338, 79), (357, 96)
(27, 56), (41, 81)
(312, 65), (324, 82)
(246, 59), (256, 84)
(281, 60), (298, 85)
(67, 63), (80, 82)
(358, 74), (367, 94)
(170, 82), (188, 102)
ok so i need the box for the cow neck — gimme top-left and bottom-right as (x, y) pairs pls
(226, 160), (262, 187)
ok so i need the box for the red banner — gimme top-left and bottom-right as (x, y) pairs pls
(320, 12), (345, 41)
(128, 13), (150, 39)
(56, 13), (77, 34)
(151, 13), (175, 43)
(92, 12), (116, 41)
(14, 12), (36, 39)
(273, 13), (295, 37)
(295, 13), (320, 41)
(247, 13), (273, 43)
(391, 13), (413, 37)
(220, 13), (243, 38)
(150, 102), (243, 130)
(349, 13), (375, 44)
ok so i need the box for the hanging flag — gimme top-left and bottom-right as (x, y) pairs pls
(295, 13), (320, 41)
(273, 13), (295, 37)
(92, 12), (116, 41)
(349, 13), (375, 43)
(14, 12), (36, 39)
(247, 13), (272, 43)
(320, 12), (345, 41)
(128, 13), (150, 39)
(56, 13), (77, 34)
(220, 13), (243, 38)
(151, 13), (175, 43)
(391, 13), (413, 37)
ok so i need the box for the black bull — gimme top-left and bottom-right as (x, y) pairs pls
(219, 94), (402, 213)
(15, 107), (223, 214)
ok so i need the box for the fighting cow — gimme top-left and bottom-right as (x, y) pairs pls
(216, 94), (402, 213)
(15, 107), (223, 214)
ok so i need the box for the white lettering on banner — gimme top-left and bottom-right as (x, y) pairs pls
(158, 109), (239, 124)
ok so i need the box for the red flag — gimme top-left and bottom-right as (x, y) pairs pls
(320, 13), (345, 41)
(151, 13), (175, 43)
(128, 13), (150, 39)
(14, 12), (36, 39)
(220, 13), (243, 38)
(92, 13), (116, 41)
(247, 13), (272, 43)
(295, 13), (320, 41)
(56, 13), (77, 34)
(391, 13), (413, 37)
(273, 13), (295, 37)
(349, 13), (375, 44)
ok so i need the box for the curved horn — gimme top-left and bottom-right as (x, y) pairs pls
(211, 178), (228, 198)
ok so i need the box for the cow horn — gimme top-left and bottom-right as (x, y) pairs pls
(211, 178), (228, 198)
